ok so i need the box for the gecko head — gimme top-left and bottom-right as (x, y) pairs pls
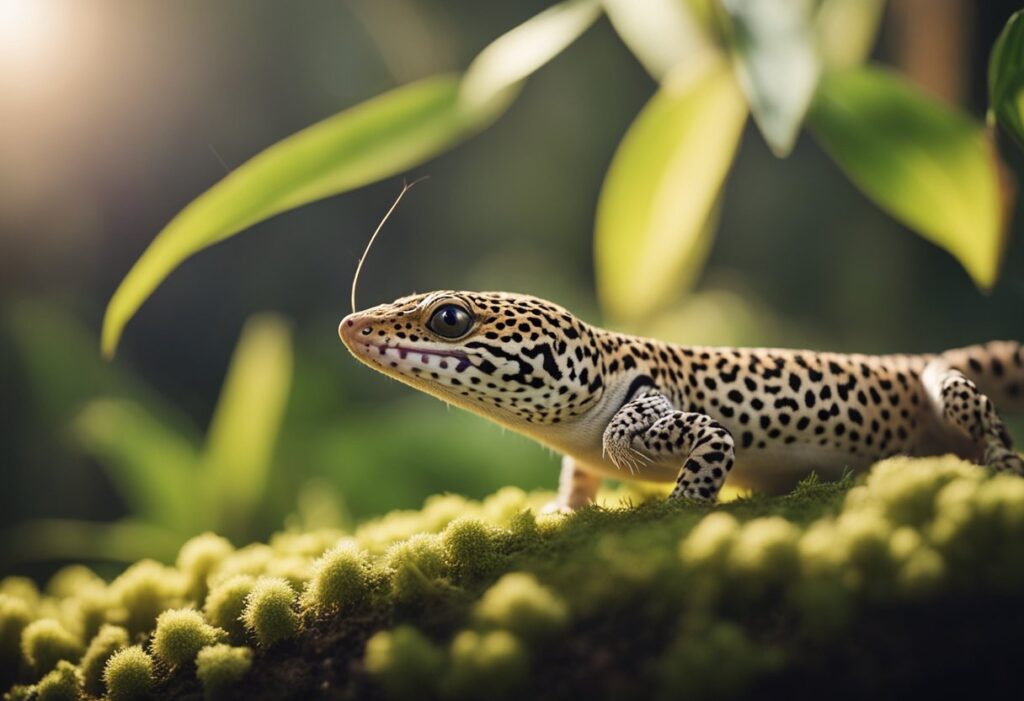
(339, 291), (605, 426)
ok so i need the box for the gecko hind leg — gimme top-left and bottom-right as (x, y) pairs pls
(922, 360), (1024, 476)
(542, 456), (602, 514)
(603, 389), (736, 502)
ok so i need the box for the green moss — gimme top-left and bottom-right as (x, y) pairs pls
(20, 619), (82, 677)
(176, 533), (234, 604)
(364, 625), (446, 700)
(80, 624), (129, 696)
(300, 543), (374, 616)
(151, 609), (225, 668)
(203, 575), (256, 644)
(444, 630), (529, 700)
(103, 646), (154, 701)
(473, 573), (568, 642)
(195, 644), (252, 699)
(4, 456), (1024, 700)
(109, 560), (185, 637)
(35, 660), (80, 701)
(241, 578), (297, 647)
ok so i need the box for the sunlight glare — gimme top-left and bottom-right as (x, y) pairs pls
(0, 0), (60, 69)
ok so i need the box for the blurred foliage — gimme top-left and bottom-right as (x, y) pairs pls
(3, 457), (1024, 699)
(104, 0), (1018, 349)
(990, 9), (1024, 148)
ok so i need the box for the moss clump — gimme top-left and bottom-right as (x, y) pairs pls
(79, 624), (129, 696)
(20, 619), (82, 676)
(441, 518), (504, 584)
(473, 573), (568, 642)
(151, 609), (225, 668)
(195, 644), (252, 699)
(385, 534), (449, 606)
(0, 594), (32, 672)
(34, 660), (81, 701)
(203, 575), (255, 644)
(300, 543), (374, 616)
(444, 630), (529, 700)
(109, 560), (185, 638)
(176, 533), (234, 604)
(364, 625), (446, 700)
(103, 646), (154, 701)
(241, 578), (297, 647)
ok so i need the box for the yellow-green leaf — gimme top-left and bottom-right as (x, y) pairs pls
(814, 0), (886, 70)
(811, 67), (1005, 289)
(595, 57), (747, 322)
(203, 315), (292, 535)
(989, 9), (1024, 148)
(102, 75), (481, 359)
(460, 0), (602, 113)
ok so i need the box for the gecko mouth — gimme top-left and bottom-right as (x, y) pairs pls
(354, 341), (473, 373)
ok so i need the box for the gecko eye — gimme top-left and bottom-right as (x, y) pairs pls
(428, 304), (473, 339)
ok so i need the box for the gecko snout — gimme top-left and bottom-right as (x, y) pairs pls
(338, 314), (374, 346)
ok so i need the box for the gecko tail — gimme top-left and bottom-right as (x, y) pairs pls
(942, 341), (1024, 412)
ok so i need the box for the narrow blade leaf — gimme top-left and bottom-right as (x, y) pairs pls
(202, 314), (292, 534)
(460, 0), (602, 112)
(988, 10), (1024, 148)
(811, 67), (1005, 289)
(73, 399), (199, 533)
(723, 0), (821, 156)
(595, 57), (747, 322)
(815, 0), (886, 69)
(102, 75), (481, 358)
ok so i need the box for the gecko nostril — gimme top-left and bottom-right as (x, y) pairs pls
(361, 326), (373, 336)
(347, 320), (354, 327)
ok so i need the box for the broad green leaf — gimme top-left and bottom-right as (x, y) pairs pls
(815, 0), (885, 69)
(102, 75), (482, 358)
(73, 399), (199, 534)
(811, 67), (1005, 289)
(602, 0), (716, 81)
(723, 0), (821, 156)
(595, 57), (747, 321)
(202, 314), (292, 535)
(988, 10), (1024, 147)
(460, 0), (602, 112)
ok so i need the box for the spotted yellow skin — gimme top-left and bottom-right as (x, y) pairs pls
(340, 291), (1023, 509)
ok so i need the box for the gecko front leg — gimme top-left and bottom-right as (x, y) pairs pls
(603, 388), (736, 502)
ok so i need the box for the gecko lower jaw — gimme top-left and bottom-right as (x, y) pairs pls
(356, 341), (473, 373)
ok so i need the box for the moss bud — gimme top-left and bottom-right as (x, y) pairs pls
(364, 626), (445, 700)
(0, 594), (33, 670)
(20, 619), (82, 676)
(103, 645), (155, 701)
(445, 630), (528, 700)
(177, 533), (234, 604)
(729, 517), (800, 582)
(204, 575), (255, 643)
(442, 518), (503, 584)
(680, 512), (739, 568)
(35, 660), (81, 701)
(385, 535), (448, 606)
(80, 624), (130, 696)
(109, 560), (185, 637)
(196, 644), (252, 699)
(241, 578), (297, 647)
(474, 573), (568, 642)
(151, 608), (225, 668)
(301, 543), (373, 616)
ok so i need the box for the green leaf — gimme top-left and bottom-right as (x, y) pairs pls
(102, 75), (482, 359)
(595, 57), (747, 322)
(73, 399), (200, 534)
(103, 1), (603, 359)
(814, 0), (885, 69)
(602, 0), (716, 81)
(811, 67), (1005, 289)
(460, 0), (602, 112)
(723, 0), (821, 156)
(202, 315), (292, 536)
(988, 10), (1024, 147)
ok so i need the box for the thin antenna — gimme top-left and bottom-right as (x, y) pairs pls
(351, 176), (428, 314)
(207, 143), (231, 175)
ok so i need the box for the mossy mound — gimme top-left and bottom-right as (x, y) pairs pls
(3, 456), (1024, 700)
